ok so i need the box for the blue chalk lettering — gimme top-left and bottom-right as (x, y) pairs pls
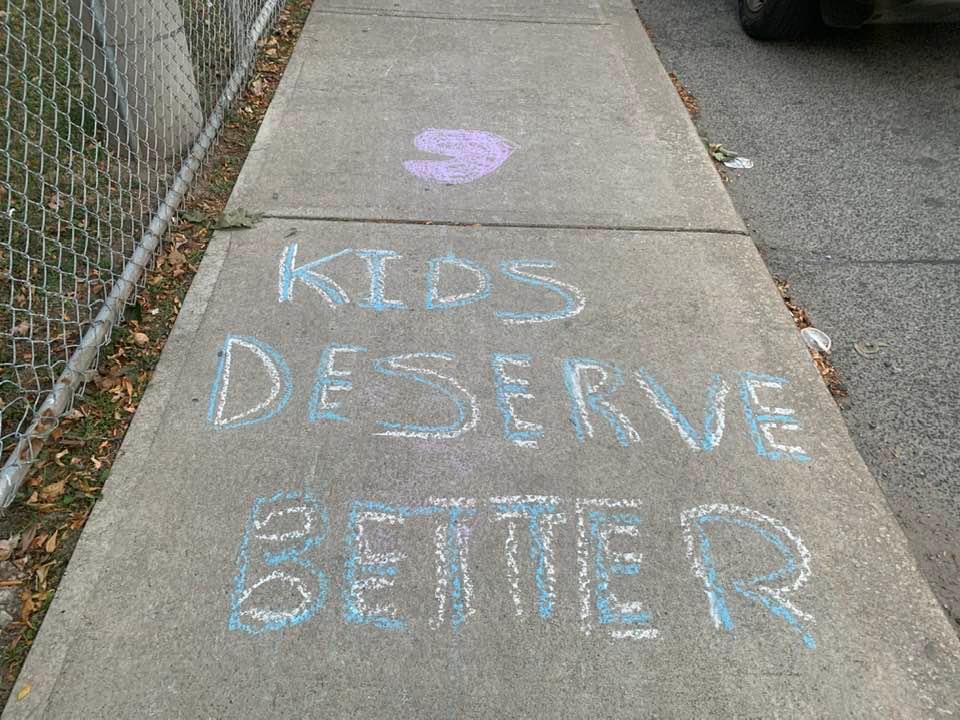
(308, 344), (367, 423)
(356, 249), (407, 311)
(372, 353), (478, 439)
(439, 501), (478, 628)
(491, 353), (543, 448)
(207, 335), (293, 430)
(425, 254), (493, 310)
(492, 498), (563, 619)
(588, 510), (652, 627)
(739, 372), (810, 462)
(229, 490), (328, 634)
(343, 500), (473, 630)
(496, 259), (585, 324)
(563, 358), (638, 447)
(635, 369), (728, 452)
(692, 511), (816, 649)
(278, 244), (351, 306)
(343, 501), (422, 630)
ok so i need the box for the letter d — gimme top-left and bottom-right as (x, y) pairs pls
(208, 335), (293, 429)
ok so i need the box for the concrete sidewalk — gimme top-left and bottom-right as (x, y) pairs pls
(6, 1), (959, 717)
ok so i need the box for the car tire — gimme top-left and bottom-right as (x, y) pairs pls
(738, 0), (818, 40)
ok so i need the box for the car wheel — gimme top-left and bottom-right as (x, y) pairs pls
(738, 0), (817, 40)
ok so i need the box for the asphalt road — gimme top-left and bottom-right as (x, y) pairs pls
(632, 0), (960, 631)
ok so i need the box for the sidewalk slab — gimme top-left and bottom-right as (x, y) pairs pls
(230, 8), (743, 231)
(5, 219), (958, 718)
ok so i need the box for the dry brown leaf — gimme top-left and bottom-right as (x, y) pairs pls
(16, 683), (31, 701)
(96, 374), (118, 390)
(167, 247), (186, 267)
(69, 511), (90, 530)
(39, 479), (66, 502)
(0, 536), (19, 562)
(19, 525), (38, 554)
(45, 530), (58, 554)
(76, 479), (100, 494)
(35, 563), (51, 588)
(19, 590), (34, 623)
(132, 332), (149, 347)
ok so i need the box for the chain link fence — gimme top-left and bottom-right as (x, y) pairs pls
(1, 0), (288, 505)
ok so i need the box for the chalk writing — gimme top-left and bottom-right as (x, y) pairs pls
(231, 493), (816, 649)
(495, 260), (586, 325)
(491, 353), (543, 448)
(208, 335), (292, 430)
(635, 370), (729, 452)
(229, 490), (329, 634)
(680, 504), (816, 649)
(425, 253), (492, 310)
(739, 372), (810, 463)
(308, 344), (367, 423)
(355, 249), (407, 311)
(277, 246), (586, 325)
(491, 496), (565, 618)
(403, 128), (517, 185)
(278, 244), (351, 308)
(343, 499), (476, 630)
(208, 338), (813, 463)
(564, 358), (640, 448)
(371, 353), (480, 439)
(577, 499), (656, 639)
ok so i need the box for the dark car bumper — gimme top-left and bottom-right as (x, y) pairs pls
(821, 0), (913, 27)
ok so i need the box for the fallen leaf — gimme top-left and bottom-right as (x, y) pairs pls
(35, 563), (51, 587)
(96, 374), (119, 390)
(0, 536), (19, 562)
(19, 590), (34, 623)
(166, 247), (186, 267)
(16, 683), (31, 701)
(39, 480), (66, 502)
(45, 531), (58, 554)
(132, 332), (149, 347)
(179, 209), (208, 224)
(69, 511), (90, 530)
(19, 525), (38, 554)
(214, 208), (262, 229)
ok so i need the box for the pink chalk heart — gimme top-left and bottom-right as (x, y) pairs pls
(403, 129), (517, 185)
